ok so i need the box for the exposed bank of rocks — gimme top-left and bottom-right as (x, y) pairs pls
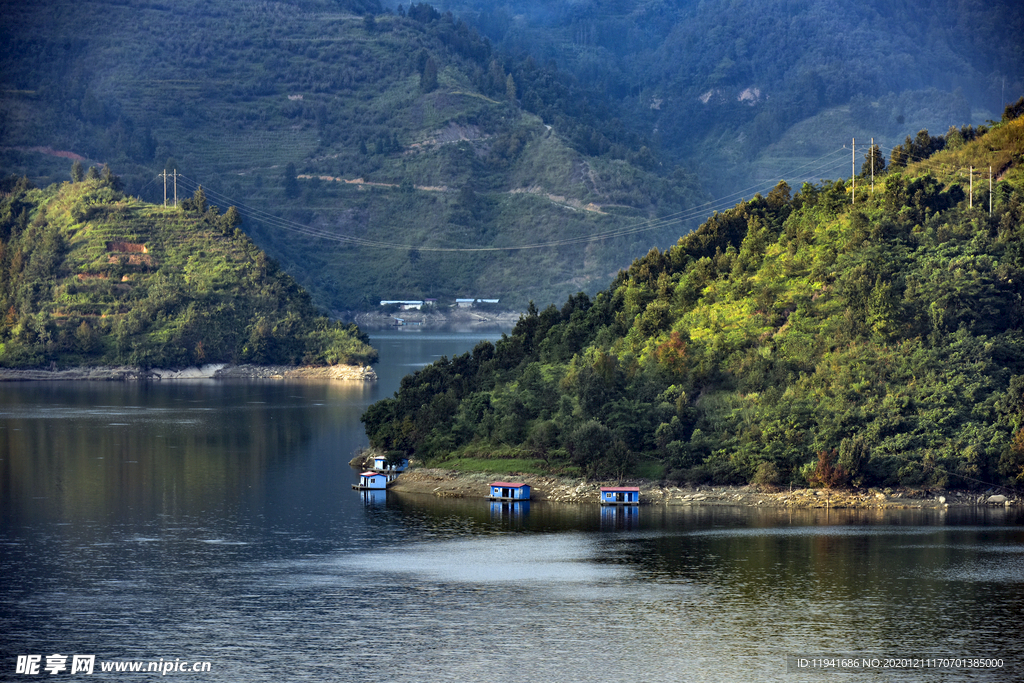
(0, 363), (376, 381)
(213, 364), (376, 381)
(380, 467), (1019, 509)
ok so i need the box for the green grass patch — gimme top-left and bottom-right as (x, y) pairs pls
(635, 460), (666, 480)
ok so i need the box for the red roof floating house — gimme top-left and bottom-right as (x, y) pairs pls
(489, 482), (531, 501)
(600, 486), (640, 505)
(352, 471), (396, 490)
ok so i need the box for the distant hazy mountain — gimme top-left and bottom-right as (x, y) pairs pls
(393, 0), (1024, 194)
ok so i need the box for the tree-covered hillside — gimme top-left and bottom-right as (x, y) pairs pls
(0, 0), (705, 312)
(0, 171), (377, 369)
(401, 0), (1024, 195)
(362, 106), (1024, 489)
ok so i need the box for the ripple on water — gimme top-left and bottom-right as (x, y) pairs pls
(327, 533), (627, 585)
(200, 539), (250, 546)
(936, 555), (1024, 583)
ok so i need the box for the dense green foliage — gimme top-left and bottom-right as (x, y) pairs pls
(0, 172), (377, 368)
(0, 0), (705, 312)
(363, 116), (1024, 489)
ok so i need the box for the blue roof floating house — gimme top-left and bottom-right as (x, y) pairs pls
(372, 455), (409, 473)
(352, 471), (396, 490)
(488, 482), (531, 501)
(600, 486), (640, 505)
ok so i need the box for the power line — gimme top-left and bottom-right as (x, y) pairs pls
(170, 147), (850, 253)
(872, 141), (995, 180)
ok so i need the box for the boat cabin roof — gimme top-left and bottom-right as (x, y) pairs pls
(490, 481), (528, 488)
(600, 486), (640, 492)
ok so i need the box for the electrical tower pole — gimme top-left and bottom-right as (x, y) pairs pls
(173, 170), (178, 207)
(161, 170), (167, 207)
(851, 138), (855, 204)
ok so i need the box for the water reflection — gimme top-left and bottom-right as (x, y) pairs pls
(489, 500), (530, 528)
(0, 380), (371, 527)
(2, 326), (1022, 682)
(333, 533), (625, 584)
(600, 504), (640, 531)
(359, 489), (387, 506)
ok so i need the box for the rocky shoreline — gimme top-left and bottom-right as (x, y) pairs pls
(370, 466), (1019, 509)
(0, 363), (376, 381)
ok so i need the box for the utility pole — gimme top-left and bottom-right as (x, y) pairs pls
(173, 170), (178, 207)
(161, 170), (168, 206)
(870, 137), (874, 192)
(851, 138), (855, 205)
(969, 166), (973, 209)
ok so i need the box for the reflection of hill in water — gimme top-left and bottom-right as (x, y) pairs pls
(0, 381), (365, 523)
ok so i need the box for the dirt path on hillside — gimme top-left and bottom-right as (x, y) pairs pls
(297, 174), (608, 214)
(2, 146), (88, 161)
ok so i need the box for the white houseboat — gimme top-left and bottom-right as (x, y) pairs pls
(352, 471), (397, 490)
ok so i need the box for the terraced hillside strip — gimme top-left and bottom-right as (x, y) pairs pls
(0, 175), (377, 370)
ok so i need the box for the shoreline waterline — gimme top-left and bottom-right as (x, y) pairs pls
(377, 466), (1020, 510)
(0, 362), (377, 381)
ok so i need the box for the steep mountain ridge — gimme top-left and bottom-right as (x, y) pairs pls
(406, 0), (1024, 195)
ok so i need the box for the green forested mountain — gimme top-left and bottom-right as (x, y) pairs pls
(412, 0), (1024, 196)
(0, 0), (705, 312)
(362, 108), (1024, 489)
(0, 173), (377, 369)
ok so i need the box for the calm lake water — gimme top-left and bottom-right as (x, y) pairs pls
(1, 327), (1022, 681)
